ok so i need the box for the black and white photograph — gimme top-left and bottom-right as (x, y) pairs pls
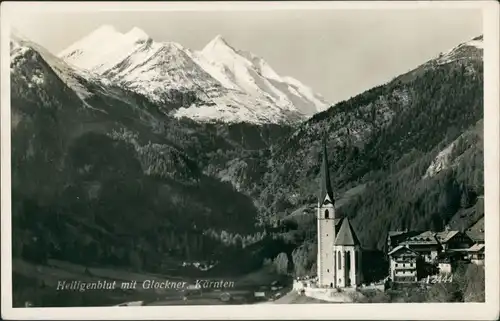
(1, 1), (499, 320)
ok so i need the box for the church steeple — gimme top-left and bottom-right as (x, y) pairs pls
(316, 136), (363, 289)
(319, 138), (335, 204)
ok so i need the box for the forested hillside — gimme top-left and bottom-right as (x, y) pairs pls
(226, 37), (484, 274)
(10, 36), (289, 275)
(11, 33), (484, 281)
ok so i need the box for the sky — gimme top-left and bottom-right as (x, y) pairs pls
(11, 8), (482, 103)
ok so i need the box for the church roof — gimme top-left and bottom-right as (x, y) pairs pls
(319, 138), (335, 204)
(334, 217), (360, 246)
(334, 218), (342, 234)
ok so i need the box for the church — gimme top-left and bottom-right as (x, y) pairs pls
(316, 140), (363, 288)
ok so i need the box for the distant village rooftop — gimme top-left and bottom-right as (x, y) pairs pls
(403, 231), (440, 245)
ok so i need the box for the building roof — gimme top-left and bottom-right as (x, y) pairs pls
(388, 231), (407, 237)
(434, 230), (459, 243)
(318, 138), (335, 204)
(334, 217), (360, 246)
(465, 224), (484, 242)
(468, 243), (485, 252)
(397, 229), (475, 248)
(403, 231), (440, 245)
(388, 230), (421, 242)
(466, 217), (485, 242)
(388, 245), (418, 256)
(466, 230), (485, 243)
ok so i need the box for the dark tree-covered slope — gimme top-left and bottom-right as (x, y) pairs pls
(10, 35), (290, 274)
(10, 33), (484, 282)
(239, 36), (484, 254)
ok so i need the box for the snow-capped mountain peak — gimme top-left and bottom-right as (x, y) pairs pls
(436, 35), (483, 65)
(465, 35), (483, 49)
(57, 25), (330, 124)
(11, 30), (95, 101)
(58, 25), (155, 73)
(125, 27), (150, 43)
(82, 24), (120, 42)
(202, 35), (235, 54)
(58, 24), (121, 57)
(200, 35), (283, 84)
(195, 36), (329, 115)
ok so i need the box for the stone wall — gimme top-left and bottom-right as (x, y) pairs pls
(292, 280), (359, 303)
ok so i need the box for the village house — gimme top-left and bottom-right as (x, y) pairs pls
(386, 230), (421, 254)
(386, 225), (484, 282)
(435, 230), (474, 252)
(468, 243), (485, 265)
(463, 218), (485, 265)
(435, 253), (453, 274)
(434, 229), (475, 262)
(397, 230), (475, 262)
(438, 261), (453, 274)
(399, 231), (442, 263)
(387, 245), (418, 283)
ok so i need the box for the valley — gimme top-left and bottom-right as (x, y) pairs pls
(9, 27), (485, 306)
(13, 258), (292, 307)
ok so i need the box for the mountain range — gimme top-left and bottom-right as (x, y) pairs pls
(57, 25), (328, 124)
(10, 26), (484, 296)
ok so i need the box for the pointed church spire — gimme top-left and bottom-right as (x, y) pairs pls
(319, 137), (335, 204)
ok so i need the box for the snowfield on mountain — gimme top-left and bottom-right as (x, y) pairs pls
(58, 25), (329, 124)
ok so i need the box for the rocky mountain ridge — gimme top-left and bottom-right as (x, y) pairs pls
(10, 31), (484, 283)
(58, 25), (329, 124)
